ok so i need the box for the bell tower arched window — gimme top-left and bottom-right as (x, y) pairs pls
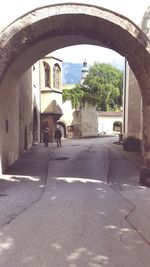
(53, 64), (61, 89)
(43, 62), (50, 87)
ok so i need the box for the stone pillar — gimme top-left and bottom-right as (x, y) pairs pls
(140, 93), (150, 186)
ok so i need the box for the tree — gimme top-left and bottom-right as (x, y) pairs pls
(63, 63), (123, 111)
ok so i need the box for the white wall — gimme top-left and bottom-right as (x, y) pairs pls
(61, 100), (75, 126)
(98, 116), (122, 135)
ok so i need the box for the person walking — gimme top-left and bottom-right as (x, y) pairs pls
(54, 127), (62, 147)
(43, 128), (49, 147)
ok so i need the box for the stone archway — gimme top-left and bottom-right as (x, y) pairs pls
(0, 3), (149, 81)
(57, 121), (67, 138)
(0, 2), (150, 177)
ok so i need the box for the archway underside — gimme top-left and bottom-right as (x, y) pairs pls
(0, 3), (149, 87)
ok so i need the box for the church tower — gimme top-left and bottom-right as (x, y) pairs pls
(81, 58), (89, 83)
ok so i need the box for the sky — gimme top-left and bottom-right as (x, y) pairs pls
(52, 45), (125, 70)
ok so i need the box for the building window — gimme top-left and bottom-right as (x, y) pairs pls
(53, 64), (61, 89)
(43, 62), (50, 87)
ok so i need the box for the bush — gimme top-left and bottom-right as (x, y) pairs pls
(113, 121), (122, 132)
(123, 136), (141, 152)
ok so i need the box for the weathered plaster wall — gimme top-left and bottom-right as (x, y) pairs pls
(125, 68), (142, 139)
(124, 5), (150, 140)
(81, 103), (98, 137)
(0, 64), (40, 172)
(0, 76), (19, 171)
(19, 69), (33, 155)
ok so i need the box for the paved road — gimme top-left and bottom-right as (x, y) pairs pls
(0, 137), (150, 266)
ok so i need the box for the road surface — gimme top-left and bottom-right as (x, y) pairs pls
(0, 137), (149, 266)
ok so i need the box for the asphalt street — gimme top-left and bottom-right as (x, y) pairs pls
(0, 137), (150, 266)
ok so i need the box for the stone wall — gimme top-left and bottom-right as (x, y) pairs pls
(19, 69), (34, 155)
(0, 74), (20, 171)
(124, 5), (150, 141)
(124, 64), (142, 140)
(81, 103), (98, 138)
(0, 66), (40, 173)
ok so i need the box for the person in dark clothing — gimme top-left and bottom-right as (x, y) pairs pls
(43, 128), (49, 147)
(54, 127), (62, 147)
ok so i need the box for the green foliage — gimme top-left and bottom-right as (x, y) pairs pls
(63, 84), (85, 109)
(63, 63), (123, 111)
(113, 121), (122, 132)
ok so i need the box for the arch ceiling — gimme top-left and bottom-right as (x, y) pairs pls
(0, 2), (150, 93)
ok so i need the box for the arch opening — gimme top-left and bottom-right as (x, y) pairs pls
(57, 121), (67, 138)
(0, 2), (150, 176)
